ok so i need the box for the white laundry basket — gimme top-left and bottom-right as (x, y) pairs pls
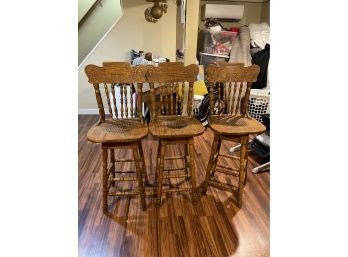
(248, 89), (270, 122)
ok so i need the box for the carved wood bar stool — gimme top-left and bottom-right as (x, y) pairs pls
(200, 63), (266, 208)
(84, 63), (149, 213)
(146, 63), (205, 207)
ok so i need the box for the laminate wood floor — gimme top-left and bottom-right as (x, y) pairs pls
(79, 115), (270, 257)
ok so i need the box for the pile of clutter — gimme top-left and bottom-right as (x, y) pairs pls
(131, 49), (168, 66)
(203, 18), (239, 56)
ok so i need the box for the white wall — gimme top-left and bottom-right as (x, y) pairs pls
(78, 0), (97, 22)
(78, 0), (177, 110)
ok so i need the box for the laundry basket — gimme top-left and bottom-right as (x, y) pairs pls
(248, 89), (270, 122)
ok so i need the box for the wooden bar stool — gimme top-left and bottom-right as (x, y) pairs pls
(146, 63), (205, 207)
(84, 63), (149, 213)
(200, 63), (266, 207)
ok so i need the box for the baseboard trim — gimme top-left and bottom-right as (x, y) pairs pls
(78, 109), (100, 115)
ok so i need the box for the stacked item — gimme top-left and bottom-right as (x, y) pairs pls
(228, 26), (252, 66)
(248, 22), (270, 89)
(249, 22), (270, 50)
(226, 24), (270, 169)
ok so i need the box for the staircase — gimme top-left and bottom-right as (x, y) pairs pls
(78, 0), (123, 66)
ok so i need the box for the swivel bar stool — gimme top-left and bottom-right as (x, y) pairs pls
(200, 63), (266, 207)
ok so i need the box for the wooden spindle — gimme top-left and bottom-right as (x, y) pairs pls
(187, 81), (194, 116)
(120, 85), (124, 118)
(170, 83), (174, 115)
(111, 84), (118, 119)
(129, 84), (134, 118)
(137, 83), (143, 121)
(175, 82), (179, 115)
(227, 82), (232, 114)
(241, 82), (252, 116)
(103, 83), (113, 118)
(149, 82), (157, 121)
(124, 85), (128, 118)
(165, 83), (169, 115)
(178, 82), (182, 115)
(230, 82), (237, 115)
(234, 82), (244, 115)
(218, 82), (222, 113)
(209, 82), (215, 116)
(160, 83), (164, 115)
(223, 82), (227, 114)
(93, 84), (105, 123)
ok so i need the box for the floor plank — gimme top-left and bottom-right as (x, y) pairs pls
(78, 115), (270, 257)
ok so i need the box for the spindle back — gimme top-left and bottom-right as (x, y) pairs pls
(206, 63), (260, 117)
(84, 63), (148, 123)
(146, 63), (199, 121)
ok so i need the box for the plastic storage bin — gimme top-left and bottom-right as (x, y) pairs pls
(203, 30), (238, 55)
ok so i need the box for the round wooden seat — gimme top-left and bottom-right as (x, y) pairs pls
(149, 117), (205, 138)
(87, 119), (148, 144)
(208, 115), (266, 136)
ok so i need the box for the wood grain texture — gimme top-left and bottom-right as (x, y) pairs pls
(84, 63), (149, 215)
(85, 63), (148, 84)
(206, 64), (260, 83)
(202, 63), (266, 209)
(146, 64), (198, 84)
(207, 63), (260, 117)
(146, 64), (205, 206)
(208, 115), (266, 136)
(87, 119), (148, 143)
(79, 115), (270, 257)
(85, 63), (149, 121)
(146, 64), (198, 119)
(149, 117), (205, 139)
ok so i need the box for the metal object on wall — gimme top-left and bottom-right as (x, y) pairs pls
(145, 0), (168, 23)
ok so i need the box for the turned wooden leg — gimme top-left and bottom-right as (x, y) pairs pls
(156, 140), (166, 207)
(201, 133), (220, 195)
(133, 144), (147, 211)
(238, 136), (248, 208)
(184, 144), (190, 181)
(209, 137), (222, 178)
(156, 139), (166, 207)
(244, 140), (249, 186)
(110, 148), (116, 187)
(188, 138), (198, 204)
(154, 140), (161, 186)
(138, 141), (149, 186)
(102, 146), (108, 214)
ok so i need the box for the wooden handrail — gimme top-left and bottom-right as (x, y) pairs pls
(78, 0), (103, 29)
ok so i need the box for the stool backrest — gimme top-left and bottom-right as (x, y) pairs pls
(146, 63), (199, 121)
(206, 63), (260, 117)
(84, 62), (147, 123)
